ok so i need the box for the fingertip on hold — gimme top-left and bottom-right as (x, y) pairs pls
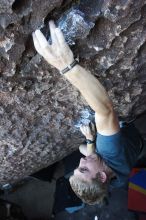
(49, 20), (56, 29)
(35, 29), (40, 34)
(35, 29), (43, 37)
(32, 31), (36, 36)
(49, 20), (54, 25)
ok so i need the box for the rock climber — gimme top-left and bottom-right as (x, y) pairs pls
(32, 21), (143, 205)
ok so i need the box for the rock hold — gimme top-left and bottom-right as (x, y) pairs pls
(55, 9), (94, 45)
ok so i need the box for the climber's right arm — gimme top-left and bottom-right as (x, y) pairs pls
(32, 21), (120, 136)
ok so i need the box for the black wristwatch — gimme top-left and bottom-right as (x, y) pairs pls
(86, 139), (95, 144)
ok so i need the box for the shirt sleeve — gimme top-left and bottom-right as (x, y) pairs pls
(96, 131), (124, 157)
(95, 126), (141, 188)
(96, 131), (131, 179)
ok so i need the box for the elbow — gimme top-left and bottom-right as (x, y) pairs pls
(106, 101), (114, 113)
(105, 102), (115, 118)
(97, 101), (115, 117)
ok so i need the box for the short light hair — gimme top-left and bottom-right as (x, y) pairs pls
(69, 173), (109, 205)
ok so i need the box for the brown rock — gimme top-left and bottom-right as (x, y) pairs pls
(0, 0), (146, 185)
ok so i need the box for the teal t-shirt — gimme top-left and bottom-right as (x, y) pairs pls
(96, 123), (142, 188)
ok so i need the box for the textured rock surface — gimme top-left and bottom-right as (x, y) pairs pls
(0, 0), (146, 185)
(57, 9), (95, 45)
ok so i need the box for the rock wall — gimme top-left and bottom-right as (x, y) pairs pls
(0, 0), (146, 185)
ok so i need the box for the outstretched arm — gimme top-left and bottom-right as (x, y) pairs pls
(65, 66), (120, 135)
(32, 21), (120, 135)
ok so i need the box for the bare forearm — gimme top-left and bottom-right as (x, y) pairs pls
(65, 64), (113, 116)
(87, 143), (95, 155)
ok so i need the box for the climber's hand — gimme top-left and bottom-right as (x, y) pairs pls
(32, 20), (74, 71)
(80, 124), (94, 141)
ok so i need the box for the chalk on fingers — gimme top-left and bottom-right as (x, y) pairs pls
(35, 29), (49, 48)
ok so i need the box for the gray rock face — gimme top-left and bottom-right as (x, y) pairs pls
(0, 0), (146, 185)
(57, 9), (95, 45)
